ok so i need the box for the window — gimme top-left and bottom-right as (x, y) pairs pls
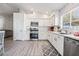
(62, 7), (79, 30)
(63, 13), (71, 29)
(71, 8), (79, 26)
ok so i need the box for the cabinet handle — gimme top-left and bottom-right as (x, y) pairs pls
(54, 38), (57, 41)
(58, 36), (60, 38)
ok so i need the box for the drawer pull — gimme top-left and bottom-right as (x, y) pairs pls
(54, 38), (57, 41)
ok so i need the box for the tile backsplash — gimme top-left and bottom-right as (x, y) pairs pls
(65, 26), (79, 34)
(61, 26), (79, 34)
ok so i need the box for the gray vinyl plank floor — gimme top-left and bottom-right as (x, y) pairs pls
(4, 37), (59, 56)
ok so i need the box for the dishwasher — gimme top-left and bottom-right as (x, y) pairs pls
(64, 37), (79, 56)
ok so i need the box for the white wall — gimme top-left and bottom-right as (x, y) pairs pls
(3, 15), (13, 30)
(0, 16), (5, 29)
(0, 14), (13, 30)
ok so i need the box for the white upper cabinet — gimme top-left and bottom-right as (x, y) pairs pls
(39, 20), (47, 26)
(51, 15), (55, 26)
(39, 19), (53, 26)
(53, 11), (60, 26)
(24, 14), (30, 27)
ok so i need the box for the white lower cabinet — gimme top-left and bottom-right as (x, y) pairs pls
(49, 33), (56, 46)
(48, 32), (52, 43)
(53, 34), (58, 49)
(23, 30), (30, 40)
(56, 35), (64, 56)
(49, 33), (64, 56)
(39, 27), (48, 40)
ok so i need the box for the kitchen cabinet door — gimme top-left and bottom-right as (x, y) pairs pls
(50, 33), (55, 45)
(13, 13), (27, 40)
(24, 14), (30, 27)
(48, 33), (57, 49)
(39, 20), (45, 26)
(39, 19), (52, 26)
(48, 19), (54, 26)
(24, 29), (30, 40)
(50, 33), (64, 55)
(57, 35), (64, 55)
(39, 27), (48, 40)
(53, 34), (58, 49)
(48, 32), (53, 44)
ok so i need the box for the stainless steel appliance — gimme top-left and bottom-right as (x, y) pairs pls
(31, 22), (38, 27)
(30, 33), (38, 39)
(64, 37), (79, 56)
(30, 22), (38, 40)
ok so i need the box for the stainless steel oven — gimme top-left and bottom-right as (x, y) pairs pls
(30, 33), (38, 39)
(30, 22), (38, 40)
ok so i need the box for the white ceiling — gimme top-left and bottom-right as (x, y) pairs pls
(0, 3), (18, 15)
(0, 3), (67, 15)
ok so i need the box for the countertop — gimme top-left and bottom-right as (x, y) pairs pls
(52, 32), (79, 41)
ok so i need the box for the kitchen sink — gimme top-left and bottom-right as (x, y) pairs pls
(59, 32), (67, 34)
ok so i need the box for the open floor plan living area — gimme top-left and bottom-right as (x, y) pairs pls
(1, 3), (79, 56)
